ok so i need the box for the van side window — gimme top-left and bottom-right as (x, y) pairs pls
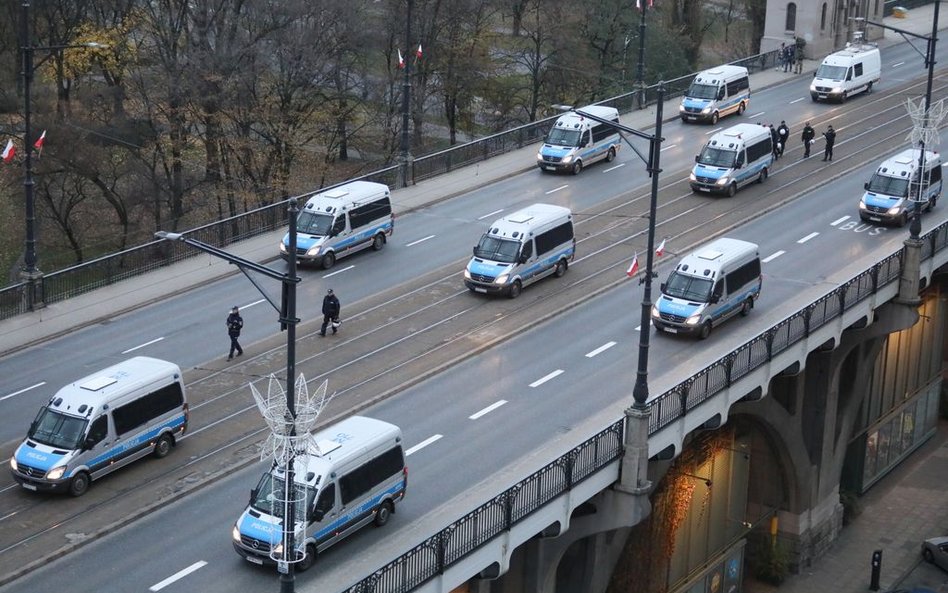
(112, 383), (184, 436)
(535, 222), (574, 256)
(338, 446), (404, 505)
(330, 215), (346, 236)
(745, 138), (771, 163)
(712, 279), (724, 299)
(349, 197), (392, 229)
(854, 63), (863, 77)
(591, 120), (618, 143)
(726, 77), (749, 96)
(930, 164), (942, 184)
(725, 259), (762, 294)
(86, 416), (108, 447)
(313, 483), (336, 519)
(520, 240), (533, 260)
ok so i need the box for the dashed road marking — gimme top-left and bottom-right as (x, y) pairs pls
(469, 400), (507, 420)
(762, 250), (785, 263)
(529, 369), (564, 388)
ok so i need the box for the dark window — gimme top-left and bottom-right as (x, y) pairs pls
(821, 3), (828, 30)
(330, 215), (346, 236)
(348, 197), (392, 229)
(746, 137), (772, 162)
(86, 416), (108, 447)
(591, 118), (619, 143)
(786, 3), (797, 30)
(854, 63), (864, 77)
(520, 240), (533, 260)
(725, 259), (762, 294)
(534, 222), (574, 256)
(312, 482), (336, 521)
(929, 163), (942, 184)
(339, 446), (404, 505)
(112, 382), (185, 436)
(726, 77), (748, 96)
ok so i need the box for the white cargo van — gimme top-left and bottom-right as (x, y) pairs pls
(652, 238), (762, 339)
(280, 181), (394, 269)
(232, 416), (407, 571)
(679, 65), (750, 125)
(690, 123), (773, 197)
(810, 40), (881, 103)
(10, 357), (188, 497)
(536, 105), (621, 174)
(859, 148), (942, 226)
(464, 203), (575, 298)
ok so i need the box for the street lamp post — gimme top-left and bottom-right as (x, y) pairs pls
(634, 2), (648, 109)
(397, 0), (414, 188)
(909, 0), (939, 241)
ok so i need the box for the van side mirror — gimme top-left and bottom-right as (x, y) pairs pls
(710, 294), (720, 304)
(694, 155), (699, 163)
(249, 488), (258, 504)
(518, 253), (529, 264)
(864, 182), (870, 190)
(472, 246), (477, 256)
(82, 437), (96, 451)
(660, 282), (667, 292)
(313, 509), (325, 522)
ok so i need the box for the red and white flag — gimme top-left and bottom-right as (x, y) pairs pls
(397, 49), (405, 69)
(626, 253), (639, 278)
(635, 0), (653, 8)
(1, 139), (14, 163)
(34, 130), (46, 150)
(655, 238), (666, 257)
(416, 43), (423, 59)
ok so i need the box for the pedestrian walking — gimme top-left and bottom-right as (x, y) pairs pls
(226, 306), (244, 360)
(823, 125), (836, 161)
(794, 48), (804, 74)
(801, 121), (815, 158)
(320, 289), (341, 336)
(776, 42), (786, 71)
(784, 45), (794, 73)
(777, 121), (790, 157)
(769, 124), (780, 159)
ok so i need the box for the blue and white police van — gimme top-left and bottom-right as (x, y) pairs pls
(679, 65), (750, 125)
(536, 105), (621, 175)
(859, 148), (942, 226)
(690, 123), (773, 197)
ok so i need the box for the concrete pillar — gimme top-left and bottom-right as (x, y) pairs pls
(897, 238), (923, 307)
(616, 405), (652, 495)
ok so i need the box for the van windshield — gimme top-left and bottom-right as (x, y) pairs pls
(866, 174), (909, 197)
(28, 407), (89, 449)
(296, 211), (333, 236)
(686, 83), (719, 100)
(251, 472), (315, 520)
(816, 64), (847, 80)
(545, 127), (582, 147)
(697, 146), (738, 168)
(474, 235), (521, 263)
(664, 271), (714, 302)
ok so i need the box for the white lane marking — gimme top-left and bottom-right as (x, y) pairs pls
(546, 185), (568, 194)
(406, 235), (435, 247)
(478, 209), (504, 220)
(891, 61), (905, 68)
(797, 232), (819, 244)
(529, 369), (564, 388)
(659, 144), (678, 152)
(749, 111), (765, 119)
(705, 127), (723, 135)
(122, 337), (165, 354)
(469, 400), (507, 420)
(242, 299), (266, 309)
(405, 434), (442, 456)
(789, 97), (805, 104)
(603, 163), (626, 172)
(149, 561), (208, 591)
(830, 215), (850, 226)
(585, 341), (617, 358)
(322, 265), (355, 278)
(762, 250), (785, 263)
(1, 382), (46, 402)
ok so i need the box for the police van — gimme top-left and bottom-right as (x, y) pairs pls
(652, 238), (762, 340)
(280, 181), (394, 269)
(690, 123), (773, 197)
(464, 203), (575, 298)
(536, 105), (621, 174)
(679, 65), (750, 125)
(810, 39), (881, 103)
(859, 148), (942, 226)
(10, 357), (188, 497)
(232, 416), (407, 571)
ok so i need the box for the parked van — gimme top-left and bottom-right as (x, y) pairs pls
(232, 416), (407, 571)
(859, 148), (942, 226)
(536, 105), (621, 174)
(690, 123), (773, 197)
(464, 203), (575, 298)
(679, 65), (750, 124)
(652, 238), (762, 339)
(280, 181), (394, 269)
(10, 357), (188, 497)
(810, 39), (881, 103)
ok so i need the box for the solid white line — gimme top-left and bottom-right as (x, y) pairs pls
(660, 144), (678, 152)
(122, 337), (165, 354)
(797, 232), (819, 244)
(149, 561), (208, 591)
(406, 235), (436, 247)
(405, 434), (442, 456)
(749, 111), (765, 119)
(705, 127), (723, 135)
(0, 382), (46, 402)
(529, 369), (564, 388)
(239, 299), (266, 309)
(477, 209), (504, 220)
(469, 400), (507, 420)
(603, 163), (626, 172)
(789, 97), (805, 104)
(585, 341), (617, 358)
(891, 61), (905, 68)
(830, 215), (850, 226)
(322, 265), (355, 278)
(546, 185), (568, 194)
(762, 250), (785, 263)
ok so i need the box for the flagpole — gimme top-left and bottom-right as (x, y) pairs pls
(397, 0), (414, 188)
(634, 0), (648, 109)
(20, 0), (43, 310)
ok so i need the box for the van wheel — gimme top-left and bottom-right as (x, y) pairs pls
(68, 471), (90, 497)
(374, 501), (394, 527)
(321, 252), (336, 270)
(900, 212), (909, 227)
(866, 82), (873, 94)
(839, 91), (847, 103)
(605, 147), (616, 163)
(923, 548), (935, 563)
(371, 234), (385, 251)
(507, 280), (522, 299)
(297, 544), (316, 572)
(571, 160), (583, 175)
(737, 102), (746, 116)
(740, 298), (754, 317)
(698, 321), (712, 340)
(726, 182), (737, 197)
(710, 112), (719, 125)
(758, 168), (768, 184)
(554, 260), (568, 278)
(153, 433), (174, 458)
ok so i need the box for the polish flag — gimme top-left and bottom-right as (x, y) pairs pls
(655, 238), (666, 257)
(1, 139), (14, 163)
(397, 49), (405, 69)
(416, 43), (423, 59)
(34, 130), (46, 150)
(626, 254), (639, 278)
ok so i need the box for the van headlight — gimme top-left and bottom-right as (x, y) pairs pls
(689, 172), (697, 182)
(536, 153), (544, 162)
(685, 314), (702, 325)
(679, 104), (686, 113)
(832, 86), (843, 94)
(715, 177), (729, 185)
(10, 457), (17, 471)
(306, 246), (321, 256)
(273, 543), (283, 555)
(46, 466), (66, 481)
(232, 525), (241, 542)
(495, 274), (509, 285)
(888, 205), (903, 215)
(701, 106), (711, 114)
(858, 201), (868, 211)
(561, 155), (573, 164)
(464, 269), (472, 279)
(651, 306), (660, 318)
(279, 242), (287, 254)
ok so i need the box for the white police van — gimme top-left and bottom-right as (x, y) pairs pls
(690, 123), (773, 197)
(232, 416), (407, 571)
(536, 105), (621, 174)
(652, 238), (762, 340)
(810, 39), (881, 103)
(9, 357), (188, 497)
(280, 181), (394, 269)
(859, 148), (942, 226)
(464, 203), (575, 298)
(679, 65), (750, 125)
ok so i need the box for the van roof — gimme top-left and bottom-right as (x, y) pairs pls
(876, 148), (941, 177)
(48, 356), (182, 420)
(706, 123), (770, 150)
(553, 105), (619, 130)
(825, 44), (879, 61)
(290, 416), (402, 486)
(303, 181), (390, 215)
(488, 203), (572, 241)
(675, 238), (759, 279)
(693, 65), (748, 85)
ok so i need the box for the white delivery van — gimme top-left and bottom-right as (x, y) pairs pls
(859, 148), (942, 226)
(10, 357), (188, 497)
(280, 180), (394, 269)
(652, 238), (762, 339)
(690, 123), (773, 197)
(536, 105), (621, 174)
(232, 416), (407, 571)
(810, 39), (881, 103)
(464, 203), (575, 298)
(679, 65), (750, 125)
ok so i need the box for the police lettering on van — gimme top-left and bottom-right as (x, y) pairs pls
(690, 124), (773, 197)
(536, 105), (620, 175)
(280, 181), (394, 269)
(859, 148), (942, 226)
(679, 65), (750, 125)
